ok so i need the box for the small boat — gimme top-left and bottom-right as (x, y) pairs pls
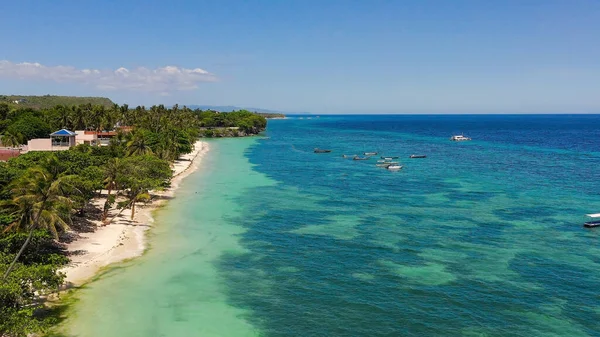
(314, 148), (332, 153)
(343, 154), (357, 158)
(387, 164), (403, 170)
(381, 156), (399, 159)
(376, 161), (398, 167)
(353, 156), (370, 160)
(364, 152), (378, 156)
(584, 213), (600, 228)
(410, 155), (427, 159)
(450, 135), (471, 141)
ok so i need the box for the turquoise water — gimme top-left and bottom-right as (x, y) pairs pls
(66, 115), (600, 336)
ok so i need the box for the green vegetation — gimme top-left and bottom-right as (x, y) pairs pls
(256, 112), (286, 119)
(197, 109), (267, 137)
(0, 95), (114, 110)
(0, 102), (268, 336)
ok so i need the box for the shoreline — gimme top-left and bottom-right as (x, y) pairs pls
(61, 140), (209, 287)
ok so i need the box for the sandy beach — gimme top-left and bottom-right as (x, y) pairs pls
(61, 140), (209, 286)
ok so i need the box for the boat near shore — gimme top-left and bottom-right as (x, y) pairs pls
(364, 152), (378, 156)
(584, 213), (600, 228)
(353, 156), (370, 160)
(342, 154), (357, 158)
(314, 148), (332, 153)
(387, 164), (403, 170)
(410, 155), (427, 158)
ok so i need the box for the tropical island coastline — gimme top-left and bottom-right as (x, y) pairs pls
(61, 140), (209, 286)
(0, 100), (269, 336)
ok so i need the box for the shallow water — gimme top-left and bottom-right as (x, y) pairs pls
(66, 115), (600, 336)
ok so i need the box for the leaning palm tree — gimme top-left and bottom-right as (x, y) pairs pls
(1, 165), (74, 279)
(1, 130), (24, 148)
(101, 158), (123, 220)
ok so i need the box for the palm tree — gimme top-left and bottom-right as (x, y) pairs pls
(69, 105), (85, 130)
(126, 131), (154, 156)
(54, 105), (71, 129)
(101, 158), (123, 220)
(1, 165), (74, 279)
(1, 130), (24, 148)
(127, 187), (150, 220)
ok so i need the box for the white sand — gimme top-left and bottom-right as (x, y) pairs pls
(61, 141), (209, 286)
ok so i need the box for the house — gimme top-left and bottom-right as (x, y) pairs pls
(27, 129), (77, 152)
(25, 126), (132, 152)
(79, 126), (132, 146)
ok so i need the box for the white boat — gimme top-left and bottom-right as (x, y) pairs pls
(584, 213), (600, 228)
(364, 152), (378, 156)
(375, 161), (398, 168)
(386, 164), (403, 170)
(450, 135), (471, 141)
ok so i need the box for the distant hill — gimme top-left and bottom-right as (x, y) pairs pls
(0, 95), (114, 109)
(183, 105), (287, 114)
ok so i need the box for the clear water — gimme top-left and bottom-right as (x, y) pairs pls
(66, 115), (600, 336)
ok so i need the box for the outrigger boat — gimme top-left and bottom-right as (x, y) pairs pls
(353, 156), (370, 160)
(314, 148), (332, 153)
(410, 154), (427, 158)
(584, 213), (600, 228)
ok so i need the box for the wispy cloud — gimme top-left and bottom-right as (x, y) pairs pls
(0, 60), (217, 94)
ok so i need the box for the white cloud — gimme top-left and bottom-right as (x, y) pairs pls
(0, 60), (217, 93)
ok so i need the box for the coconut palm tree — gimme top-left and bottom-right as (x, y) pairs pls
(1, 130), (24, 147)
(101, 158), (123, 220)
(54, 105), (71, 129)
(1, 164), (74, 279)
(126, 131), (154, 156)
(127, 187), (150, 220)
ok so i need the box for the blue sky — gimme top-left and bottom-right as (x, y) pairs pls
(1, 0), (599, 113)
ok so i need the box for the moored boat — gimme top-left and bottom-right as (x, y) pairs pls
(343, 154), (357, 158)
(386, 164), (403, 170)
(584, 213), (600, 228)
(353, 156), (370, 160)
(380, 156), (399, 159)
(450, 135), (471, 141)
(376, 161), (398, 167)
(314, 148), (332, 153)
(364, 152), (378, 156)
(410, 155), (427, 158)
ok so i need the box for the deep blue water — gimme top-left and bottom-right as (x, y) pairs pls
(218, 115), (600, 336)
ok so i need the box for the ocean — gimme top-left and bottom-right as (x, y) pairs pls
(65, 115), (600, 336)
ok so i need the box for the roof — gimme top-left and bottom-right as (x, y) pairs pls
(50, 129), (77, 136)
(586, 213), (600, 218)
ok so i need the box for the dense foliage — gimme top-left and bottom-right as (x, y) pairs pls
(0, 102), (269, 336)
(0, 103), (268, 145)
(0, 95), (114, 110)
